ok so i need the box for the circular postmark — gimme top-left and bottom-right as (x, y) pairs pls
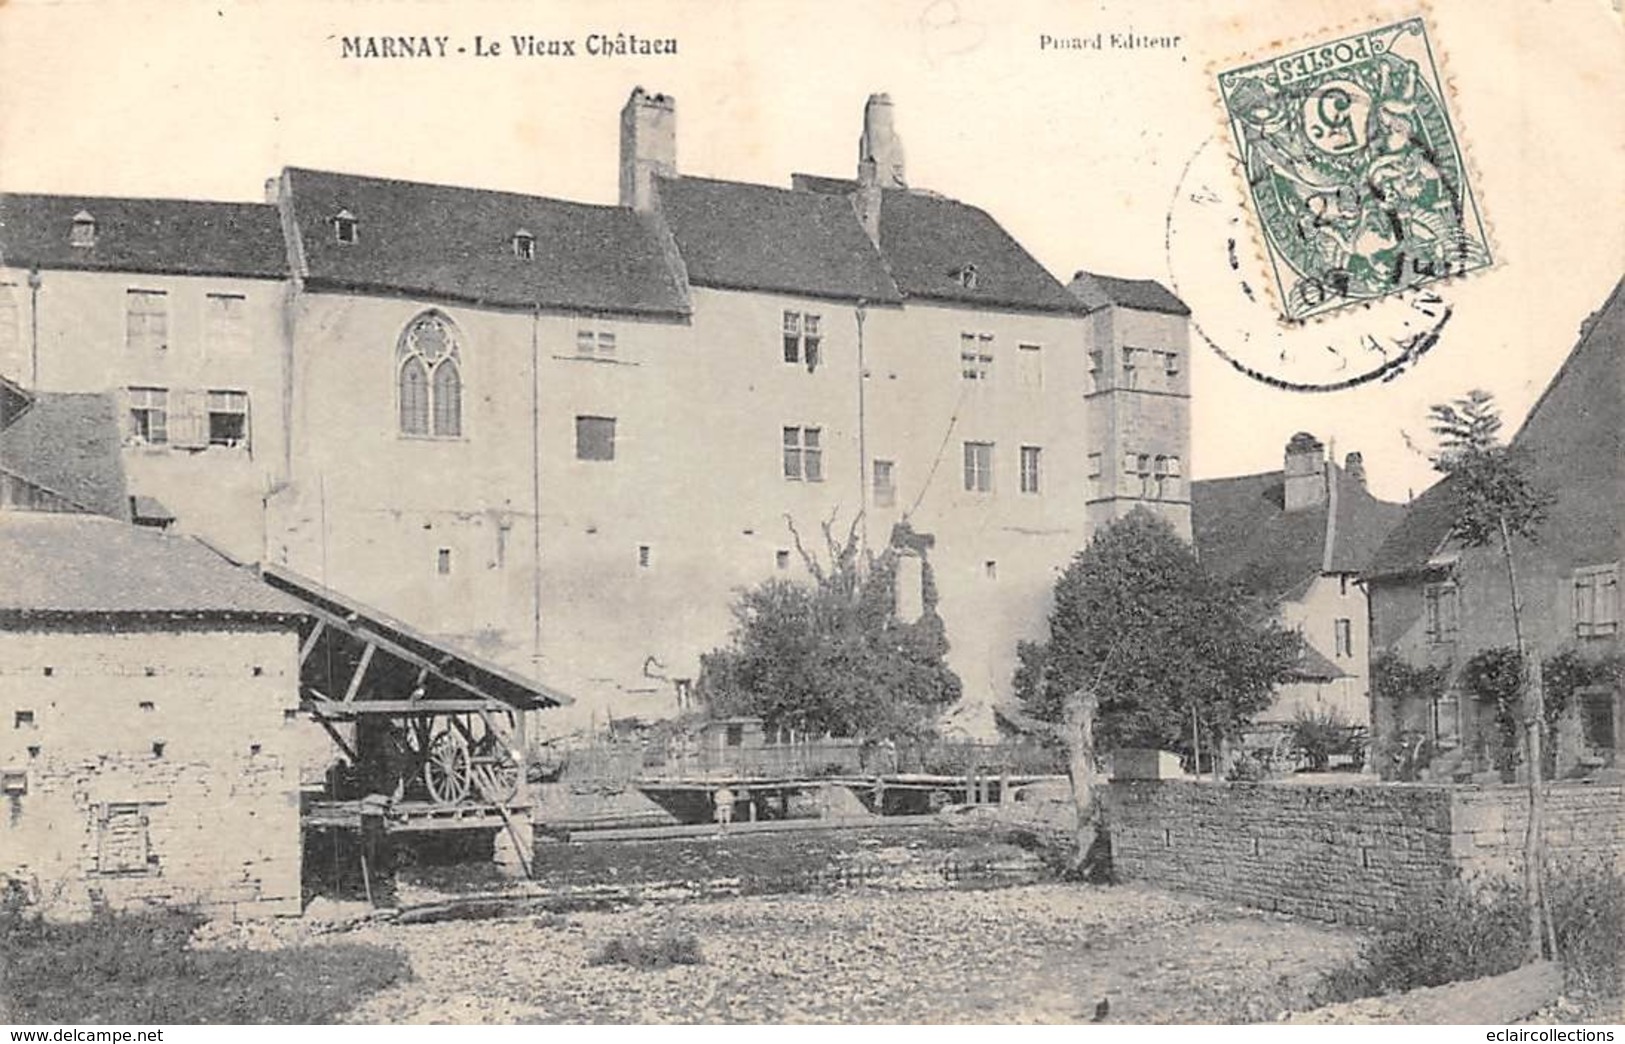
(1166, 133), (1455, 393)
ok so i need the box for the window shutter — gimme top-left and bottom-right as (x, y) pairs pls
(172, 389), (207, 449)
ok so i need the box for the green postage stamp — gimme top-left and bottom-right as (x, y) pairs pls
(1217, 18), (1492, 322)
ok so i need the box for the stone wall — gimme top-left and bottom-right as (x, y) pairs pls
(1103, 780), (1625, 926)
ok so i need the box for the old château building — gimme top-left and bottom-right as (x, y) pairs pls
(0, 89), (1191, 736)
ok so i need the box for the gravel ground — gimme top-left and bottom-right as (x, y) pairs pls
(332, 883), (1360, 1024)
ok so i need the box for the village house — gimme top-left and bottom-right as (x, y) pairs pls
(1363, 279), (1623, 781)
(1192, 433), (1407, 744)
(0, 89), (1191, 737)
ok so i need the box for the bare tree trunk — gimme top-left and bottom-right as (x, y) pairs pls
(1500, 518), (1546, 963)
(1062, 687), (1098, 873)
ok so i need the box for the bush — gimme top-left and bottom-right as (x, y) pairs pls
(1290, 706), (1356, 772)
(1311, 875), (1527, 1005)
(0, 900), (411, 1024)
(587, 929), (703, 970)
(1549, 859), (1624, 999)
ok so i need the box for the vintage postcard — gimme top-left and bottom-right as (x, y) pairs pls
(0, 0), (1620, 1028)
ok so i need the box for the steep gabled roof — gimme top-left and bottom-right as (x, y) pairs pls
(0, 385), (129, 519)
(1364, 277), (1624, 582)
(1193, 463), (1405, 602)
(0, 193), (287, 279)
(282, 168), (690, 317)
(875, 189), (1083, 314)
(655, 176), (901, 303)
(1068, 271), (1190, 316)
(0, 512), (300, 618)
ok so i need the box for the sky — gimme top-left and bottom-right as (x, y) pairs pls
(1, 0), (1619, 504)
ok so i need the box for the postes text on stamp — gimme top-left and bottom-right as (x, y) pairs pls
(1218, 18), (1491, 322)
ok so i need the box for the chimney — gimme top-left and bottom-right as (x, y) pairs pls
(619, 87), (676, 212)
(1283, 432), (1327, 512)
(263, 177), (281, 205)
(854, 159), (883, 247)
(1344, 451), (1367, 489)
(858, 93), (906, 189)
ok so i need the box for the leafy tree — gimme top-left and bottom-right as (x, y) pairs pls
(1012, 509), (1301, 868)
(1428, 388), (1554, 962)
(696, 515), (960, 743)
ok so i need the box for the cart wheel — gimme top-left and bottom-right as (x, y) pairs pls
(423, 730), (472, 806)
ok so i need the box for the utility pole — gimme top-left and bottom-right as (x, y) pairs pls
(855, 299), (869, 558)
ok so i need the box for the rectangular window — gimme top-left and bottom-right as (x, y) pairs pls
(775, 549), (790, 571)
(1121, 347), (1138, 388)
(873, 459), (896, 508)
(1334, 618), (1353, 658)
(637, 545), (652, 569)
(1434, 691), (1462, 746)
(1163, 350), (1181, 377)
(1424, 582), (1459, 644)
(14, 710), (34, 729)
(1019, 446), (1042, 494)
(1018, 343), (1043, 391)
(95, 803), (157, 877)
(125, 290), (168, 352)
(1575, 564), (1620, 638)
(575, 415), (617, 461)
(127, 387), (169, 445)
(783, 312), (821, 367)
(1086, 453), (1102, 480)
(960, 333), (993, 380)
(1122, 451), (1138, 476)
(436, 548), (452, 575)
(1088, 350), (1104, 387)
(577, 329), (617, 359)
(782, 426), (822, 481)
(1579, 687), (1616, 751)
(963, 441), (993, 493)
(206, 390), (249, 448)
(204, 293), (247, 354)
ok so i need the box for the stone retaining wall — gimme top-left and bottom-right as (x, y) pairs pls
(1103, 780), (1624, 926)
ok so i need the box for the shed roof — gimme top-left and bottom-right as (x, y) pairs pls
(282, 168), (690, 317)
(0, 193), (287, 279)
(0, 383), (129, 519)
(1068, 271), (1191, 316)
(0, 512), (302, 618)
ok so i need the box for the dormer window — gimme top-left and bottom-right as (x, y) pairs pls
(70, 210), (96, 248)
(956, 264), (978, 290)
(332, 209), (358, 245)
(512, 229), (535, 261)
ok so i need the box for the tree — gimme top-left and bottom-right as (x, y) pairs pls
(1012, 509), (1302, 868)
(1428, 388), (1555, 963)
(696, 514), (960, 743)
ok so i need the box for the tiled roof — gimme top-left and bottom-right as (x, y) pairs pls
(1193, 463), (1405, 602)
(1361, 477), (1457, 581)
(1068, 271), (1191, 316)
(283, 168), (690, 317)
(875, 189), (1083, 313)
(0, 193), (287, 279)
(0, 512), (302, 617)
(0, 385), (129, 519)
(655, 176), (901, 303)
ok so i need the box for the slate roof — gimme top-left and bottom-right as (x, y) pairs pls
(283, 168), (690, 317)
(874, 189), (1083, 314)
(0, 512), (302, 618)
(1193, 463), (1406, 603)
(0, 383), (129, 519)
(655, 176), (901, 303)
(1361, 477), (1458, 581)
(1068, 271), (1191, 316)
(0, 193), (287, 279)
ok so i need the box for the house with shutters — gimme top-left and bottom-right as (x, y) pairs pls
(0, 89), (1191, 737)
(1192, 433), (1407, 740)
(1363, 278), (1623, 780)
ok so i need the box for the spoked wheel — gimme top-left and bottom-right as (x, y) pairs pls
(469, 732), (521, 804)
(423, 729), (472, 806)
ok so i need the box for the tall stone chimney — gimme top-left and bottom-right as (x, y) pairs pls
(619, 87), (676, 212)
(1344, 451), (1367, 489)
(858, 93), (906, 189)
(1283, 432), (1327, 512)
(854, 159), (883, 247)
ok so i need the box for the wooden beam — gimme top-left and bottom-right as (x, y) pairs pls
(309, 698), (511, 717)
(343, 642), (376, 703)
(313, 714), (358, 764)
(298, 620), (327, 666)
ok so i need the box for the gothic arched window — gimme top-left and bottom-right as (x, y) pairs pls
(397, 312), (462, 437)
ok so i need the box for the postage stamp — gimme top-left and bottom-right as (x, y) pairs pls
(1217, 18), (1492, 322)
